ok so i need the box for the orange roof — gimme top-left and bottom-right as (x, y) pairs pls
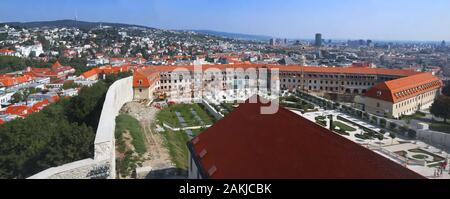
(51, 61), (63, 70)
(81, 68), (99, 78)
(365, 73), (443, 103)
(51, 95), (60, 102)
(134, 64), (419, 77)
(133, 68), (160, 88)
(0, 75), (33, 87)
(30, 100), (49, 112)
(0, 119), (4, 125)
(0, 49), (15, 53)
(6, 105), (30, 117)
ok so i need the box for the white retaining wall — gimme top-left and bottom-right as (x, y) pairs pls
(28, 77), (133, 179)
(201, 99), (224, 120)
(417, 130), (450, 151)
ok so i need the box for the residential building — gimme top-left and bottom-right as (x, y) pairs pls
(364, 73), (443, 118)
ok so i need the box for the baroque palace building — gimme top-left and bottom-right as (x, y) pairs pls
(132, 64), (442, 118)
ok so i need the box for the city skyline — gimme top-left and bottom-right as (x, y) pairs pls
(1, 0), (450, 41)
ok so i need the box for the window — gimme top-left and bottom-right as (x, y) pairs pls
(377, 102), (380, 108)
(139, 89), (142, 93)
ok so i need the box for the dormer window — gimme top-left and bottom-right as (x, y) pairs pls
(138, 80), (142, 85)
(376, 91), (382, 96)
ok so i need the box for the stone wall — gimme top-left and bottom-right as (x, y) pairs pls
(28, 77), (133, 179)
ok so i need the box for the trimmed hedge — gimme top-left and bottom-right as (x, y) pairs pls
(337, 116), (381, 137)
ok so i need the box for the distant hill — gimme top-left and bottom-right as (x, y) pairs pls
(5, 19), (154, 30)
(188, 30), (272, 41)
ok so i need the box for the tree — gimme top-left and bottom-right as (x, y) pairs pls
(11, 92), (24, 103)
(37, 36), (51, 51)
(0, 80), (112, 178)
(442, 84), (450, 96)
(0, 33), (7, 41)
(430, 95), (450, 122)
(62, 81), (79, 90)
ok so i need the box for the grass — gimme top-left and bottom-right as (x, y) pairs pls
(408, 148), (445, 163)
(281, 96), (315, 111)
(115, 114), (147, 155)
(430, 122), (450, 134)
(315, 116), (327, 127)
(156, 103), (214, 170)
(115, 114), (147, 178)
(161, 130), (190, 170)
(401, 111), (426, 122)
(156, 103), (213, 128)
(412, 154), (428, 160)
(221, 103), (235, 113)
(332, 121), (357, 132)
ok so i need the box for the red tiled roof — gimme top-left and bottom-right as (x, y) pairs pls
(135, 64), (419, 78)
(0, 75), (34, 87)
(133, 68), (160, 88)
(31, 100), (49, 112)
(0, 49), (15, 53)
(81, 68), (99, 79)
(365, 73), (443, 103)
(6, 105), (30, 117)
(188, 96), (424, 179)
(51, 61), (63, 70)
(51, 95), (60, 102)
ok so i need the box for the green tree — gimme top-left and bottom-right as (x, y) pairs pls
(442, 84), (450, 96)
(430, 95), (450, 122)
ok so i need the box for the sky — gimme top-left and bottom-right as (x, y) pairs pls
(1, 0), (450, 41)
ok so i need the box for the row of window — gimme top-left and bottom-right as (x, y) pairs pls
(394, 91), (435, 109)
(281, 78), (376, 87)
(394, 81), (441, 98)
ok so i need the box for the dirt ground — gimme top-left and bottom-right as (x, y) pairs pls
(119, 101), (185, 179)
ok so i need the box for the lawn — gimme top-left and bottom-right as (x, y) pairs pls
(115, 114), (147, 155)
(401, 111), (426, 123)
(115, 114), (147, 177)
(281, 95), (316, 111)
(162, 130), (190, 170)
(156, 103), (214, 170)
(315, 116), (327, 127)
(430, 122), (450, 134)
(332, 121), (357, 132)
(408, 148), (445, 163)
(156, 103), (214, 128)
(161, 128), (208, 170)
(221, 103), (235, 113)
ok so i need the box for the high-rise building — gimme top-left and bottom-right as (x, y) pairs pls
(315, 33), (322, 47)
(270, 38), (276, 46)
(441, 40), (446, 47)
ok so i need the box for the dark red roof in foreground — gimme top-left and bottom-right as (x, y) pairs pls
(188, 96), (424, 179)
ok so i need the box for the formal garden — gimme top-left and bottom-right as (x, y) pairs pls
(281, 95), (318, 113)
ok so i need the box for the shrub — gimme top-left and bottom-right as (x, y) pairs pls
(355, 134), (370, 140)
(315, 116), (327, 127)
(389, 122), (397, 129)
(334, 128), (350, 136)
(407, 129), (417, 139)
(389, 133), (396, 139)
